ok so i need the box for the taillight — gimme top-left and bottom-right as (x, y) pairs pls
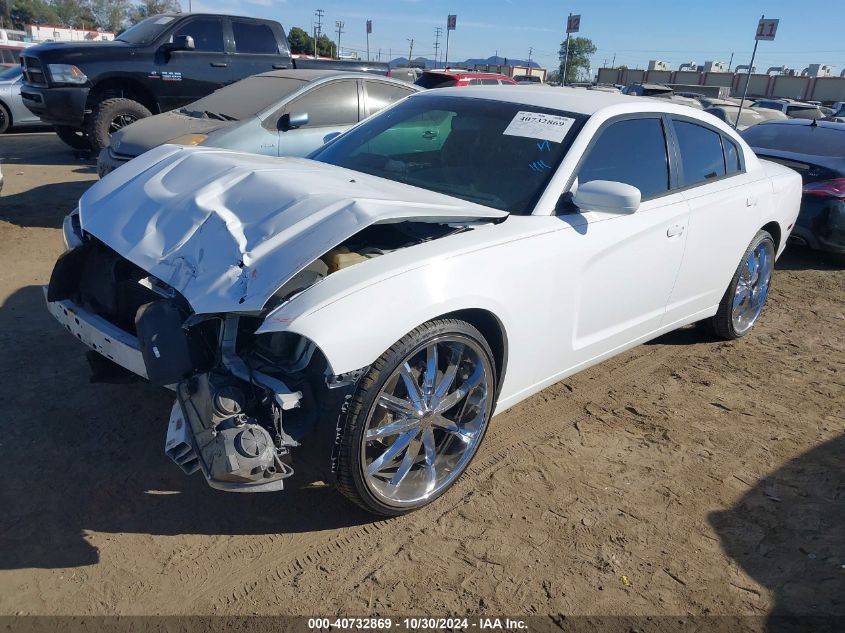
(803, 178), (845, 198)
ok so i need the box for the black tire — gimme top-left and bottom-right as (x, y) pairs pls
(86, 97), (151, 152)
(707, 230), (775, 340)
(54, 125), (91, 150)
(335, 318), (496, 516)
(0, 103), (11, 134)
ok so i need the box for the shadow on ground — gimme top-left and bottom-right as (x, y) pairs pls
(0, 286), (372, 571)
(709, 433), (845, 632)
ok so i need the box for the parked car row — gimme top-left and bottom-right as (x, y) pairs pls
(42, 84), (805, 515)
(0, 65), (47, 134)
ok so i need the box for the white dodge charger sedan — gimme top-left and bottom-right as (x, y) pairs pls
(46, 87), (801, 515)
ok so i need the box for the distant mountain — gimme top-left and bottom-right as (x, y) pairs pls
(388, 56), (541, 70)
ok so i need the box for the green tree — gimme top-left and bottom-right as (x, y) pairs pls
(127, 0), (180, 25)
(88, 0), (128, 31)
(9, 0), (60, 27)
(287, 26), (312, 54)
(558, 36), (596, 83)
(51, 0), (96, 28)
(315, 32), (333, 57)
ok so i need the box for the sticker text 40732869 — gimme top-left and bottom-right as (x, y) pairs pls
(503, 111), (576, 144)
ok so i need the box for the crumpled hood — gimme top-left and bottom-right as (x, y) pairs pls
(79, 145), (507, 314)
(110, 112), (230, 157)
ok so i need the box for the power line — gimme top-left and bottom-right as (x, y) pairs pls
(313, 8), (324, 57)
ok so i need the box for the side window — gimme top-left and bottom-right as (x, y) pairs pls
(232, 21), (278, 55)
(674, 120), (726, 185)
(722, 137), (741, 174)
(285, 80), (359, 127)
(481, 78), (498, 85)
(577, 118), (669, 199)
(173, 18), (224, 53)
(365, 81), (414, 115)
(468, 78), (482, 85)
(1, 49), (14, 63)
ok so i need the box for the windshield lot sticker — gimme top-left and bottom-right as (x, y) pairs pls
(504, 112), (576, 143)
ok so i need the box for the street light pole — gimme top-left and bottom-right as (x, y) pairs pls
(735, 14), (764, 129)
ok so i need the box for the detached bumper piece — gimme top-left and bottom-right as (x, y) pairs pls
(167, 373), (295, 492)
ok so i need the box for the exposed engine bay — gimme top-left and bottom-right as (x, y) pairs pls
(48, 219), (467, 492)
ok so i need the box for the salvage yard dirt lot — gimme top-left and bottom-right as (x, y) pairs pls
(0, 132), (843, 623)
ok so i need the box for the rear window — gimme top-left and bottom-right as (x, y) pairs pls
(184, 75), (306, 120)
(415, 74), (458, 89)
(741, 123), (845, 157)
(674, 120), (726, 185)
(232, 21), (278, 55)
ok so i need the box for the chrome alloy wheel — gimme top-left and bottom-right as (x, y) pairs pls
(361, 335), (494, 507)
(732, 238), (774, 335)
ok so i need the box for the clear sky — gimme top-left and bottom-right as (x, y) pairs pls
(188, 0), (844, 74)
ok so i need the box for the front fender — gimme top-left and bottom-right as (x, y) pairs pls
(258, 258), (515, 378)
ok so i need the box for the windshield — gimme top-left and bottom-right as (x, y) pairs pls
(182, 76), (307, 121)
(415, 74), (458, 89)
(115, 14), (177, 45)
(0, 65), (21, 81)
(742, 123), (845, 157)
(311, 95), (586, 215)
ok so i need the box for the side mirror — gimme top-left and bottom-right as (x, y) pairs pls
(322, 131), (342, 144)
(278, 112), (308, 131)
(169, 34), (195, 51)
(572, 180), (641, 214)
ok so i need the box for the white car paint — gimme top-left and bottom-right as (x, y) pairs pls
(49, 86), (802, 494)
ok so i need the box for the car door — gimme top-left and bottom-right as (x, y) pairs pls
(663, 118), (764, 322)
(553, 115), (690, 365)
(155, 16), (232, 111)
(275, 79), (361, 157)
(362, 79), (416, 118)
(228, 18), (288, 81)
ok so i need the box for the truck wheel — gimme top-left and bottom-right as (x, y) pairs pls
(0, 103), (11, 134)
(87, 97), (151, 152)
(54, 125), (91, 150)
(335, 318), (496, 516)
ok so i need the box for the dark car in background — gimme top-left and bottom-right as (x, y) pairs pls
(20, 12), (388, 152)
(742, 120), (845, 258)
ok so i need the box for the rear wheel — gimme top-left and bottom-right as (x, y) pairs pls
(708, 230), (775, 340)
(54, 125), (90, 150)
(335, 319), (496, 516)
(86, 97), (151, 152)
(0, 103), (11, 134)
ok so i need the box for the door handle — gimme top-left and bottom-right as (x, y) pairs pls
(746, 196), (757, 207)
(210, 62), (228, 68)
(667, 224), (685, 238)
(272, 64), (289, 69)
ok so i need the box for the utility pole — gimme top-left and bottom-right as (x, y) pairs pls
(366, 19), (372, 61)
(314, 8), (324, 57)
(562, 13), (572, 85)
(335, 20), (344, 59)
(728, 51), (734, 72)
(407, 38), (414, 65)
(528, 46), (533, 66)
(434, 27), (443, 69)
(611, 52), (616, 67)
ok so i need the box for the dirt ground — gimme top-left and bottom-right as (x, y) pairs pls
(0, 132), (843, 623)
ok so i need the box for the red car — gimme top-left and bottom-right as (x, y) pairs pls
(415, 69), (517, 89)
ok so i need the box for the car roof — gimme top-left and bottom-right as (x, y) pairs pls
(749, 118), (845, 131)
(409, 85), (650, 115)
(422, 69), (511, 79)
(253, 69), (408, 83)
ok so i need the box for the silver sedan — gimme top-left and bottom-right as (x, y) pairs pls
(98, 70), (420, 177)
(0, 66), (46, 133)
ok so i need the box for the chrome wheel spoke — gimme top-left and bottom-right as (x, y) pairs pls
(378, 393), (415, 418)
(431, 344), (463, 409)
(367, 429), (417, 476)
(399, 363), (425, 414)
(422, 344), (438, 403)
(421, 428), (438, 491)
(366, 416), (419, 440)
(436, 362), (483, 413)
(389, 437), (422, 487)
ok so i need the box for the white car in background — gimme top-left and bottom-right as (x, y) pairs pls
(46, 88), (801, 516)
